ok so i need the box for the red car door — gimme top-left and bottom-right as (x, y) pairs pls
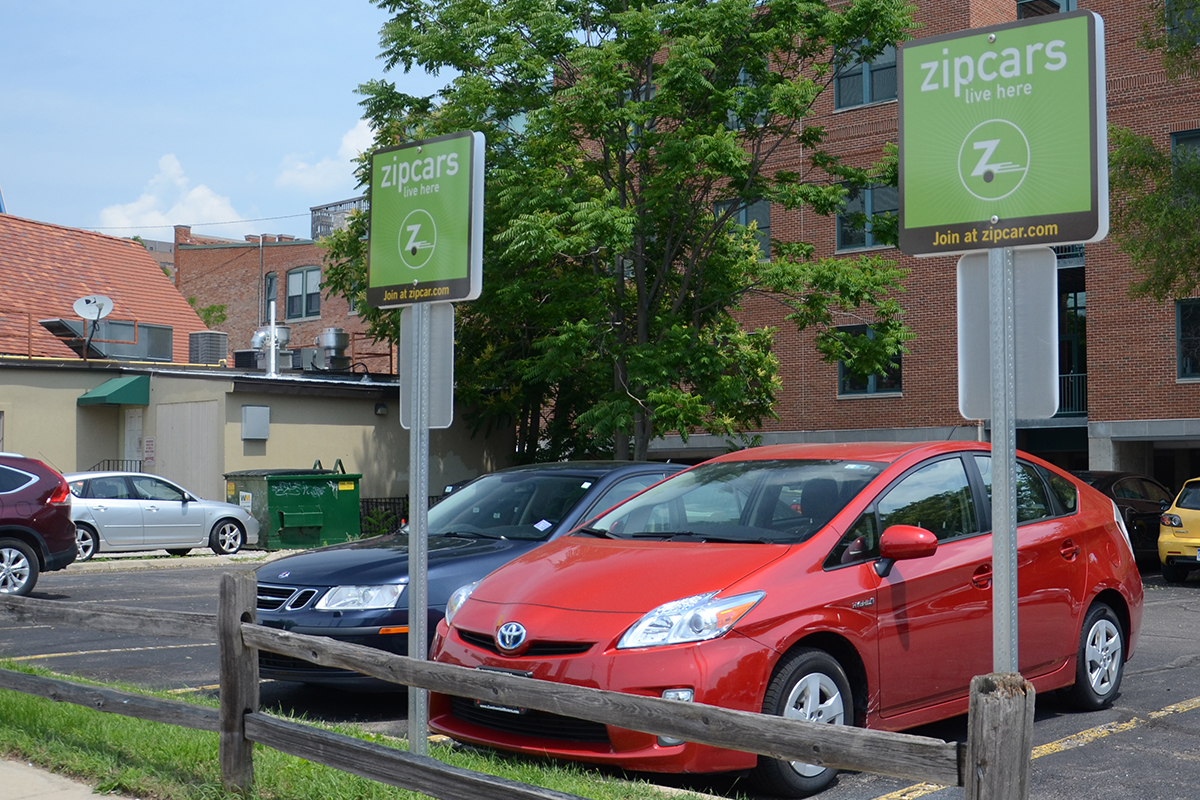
(971, 455), (1088, 679)
(872, 455), (994, 719)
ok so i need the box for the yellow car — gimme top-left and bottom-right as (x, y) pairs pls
(1159, 479), (1200, 583)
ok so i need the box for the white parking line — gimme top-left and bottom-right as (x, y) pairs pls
(5, 642), (215, 661)
(872, 694), (1200, 799)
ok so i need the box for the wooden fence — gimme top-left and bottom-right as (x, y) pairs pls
(0, 573), (1035, 800)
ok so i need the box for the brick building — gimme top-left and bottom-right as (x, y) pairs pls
(174, 226), (393, 374)
(650, 0), (1200, 492)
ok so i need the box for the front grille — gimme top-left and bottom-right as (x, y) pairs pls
(456, 628), (594, 658)
(257, 584), (319, 611)
(449, 696), (610, 743)
(257, 584), (295, 611)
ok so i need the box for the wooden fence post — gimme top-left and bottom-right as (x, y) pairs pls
(218, 571), (259, 794)
(965, 672), (1035, 800)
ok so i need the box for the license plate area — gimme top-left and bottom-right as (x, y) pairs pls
(474, 665), (533, 715)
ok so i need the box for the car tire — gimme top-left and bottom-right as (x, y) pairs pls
(1067, 602), (1124, 711)
(0, 539), (40, 596)
(1162, 561), (1191, 584)
(210, 520), (244, 555)
(75, 524), (99, 562)
(750, 648), (853, 797)
(166, 549), (191, 557)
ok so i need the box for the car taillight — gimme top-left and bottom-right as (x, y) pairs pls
(1162, 513), (1183, 527)
(48, 474), (71, 505)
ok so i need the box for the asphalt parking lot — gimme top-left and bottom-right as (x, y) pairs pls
(2, 553), (1199, 800)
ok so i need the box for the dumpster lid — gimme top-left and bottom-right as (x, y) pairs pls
(224, 469), (340, 478)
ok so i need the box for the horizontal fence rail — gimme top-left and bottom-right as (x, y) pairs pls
(240, 623), (964, 785)
(1, 571), (1036, 800)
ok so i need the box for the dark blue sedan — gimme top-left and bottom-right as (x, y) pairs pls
(255, 460), (684, 687)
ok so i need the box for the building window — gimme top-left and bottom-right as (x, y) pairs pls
(726, 66), (768, 131)
(1017, 0), (1076, 19)
(287, 267), (321, 320)
(834, 44), (896, 110)
(838, 325), (902, 395)
(837, 183), (898, 250)
(715, 199), (770, 259)
(262, 272), (277, 323)
(1178, 299), (1200, 378)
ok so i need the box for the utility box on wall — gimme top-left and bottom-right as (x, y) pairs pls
(241, 405), (270, 440)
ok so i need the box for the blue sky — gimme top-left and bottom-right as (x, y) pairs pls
(0, 1), (449, 241)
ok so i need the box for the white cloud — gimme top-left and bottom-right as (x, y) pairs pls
(275, 119), (372, 195)
(99, 155), (257, 240)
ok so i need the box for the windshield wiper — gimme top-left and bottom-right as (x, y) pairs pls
(438, 530), (504, 540)
(572, 526), (620, 539)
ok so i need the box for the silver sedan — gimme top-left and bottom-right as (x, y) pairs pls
(63, 471), (260, 561)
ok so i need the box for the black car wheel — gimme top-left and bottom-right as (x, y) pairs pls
(1067, 603), (1124, 711)
(210, 520), (244, 555)
(0, 539), (40, 596)
(1162, 560), (1191, 584)
(75, 524), (99, 562)
(750, 648), (852, 797)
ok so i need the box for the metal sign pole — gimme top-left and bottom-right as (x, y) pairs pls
(989, 246), (1019, 673)
(407, 301), (431, 755)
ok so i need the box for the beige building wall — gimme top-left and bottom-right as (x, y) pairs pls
(0, 363), (513, 500)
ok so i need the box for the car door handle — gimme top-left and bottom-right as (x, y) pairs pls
(145, 505), (158, 513)
(1060, 539), (1080, 561)
(971, 564), (993, 589)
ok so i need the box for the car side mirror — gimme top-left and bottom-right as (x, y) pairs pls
(874, 525), (938, 578)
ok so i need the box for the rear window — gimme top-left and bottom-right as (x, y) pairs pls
(1176, 482), (1200, 511)
(0, 465), (36, 494)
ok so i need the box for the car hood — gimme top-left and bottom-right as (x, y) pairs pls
(255, 533), (545, 593)
(470, 536), (790, 614)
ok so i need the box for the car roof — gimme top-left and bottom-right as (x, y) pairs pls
(493, 461), (684, 477)
(1071, 470), (1164, 489)
(704, 441), (985, 465)
(63, 471), (155, 480)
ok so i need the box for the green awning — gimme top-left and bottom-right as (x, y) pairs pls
(77, 375), (150, 407)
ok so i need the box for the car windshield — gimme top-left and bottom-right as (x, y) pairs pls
(586, 459), (885, 544)
(420, 471), (597, 541)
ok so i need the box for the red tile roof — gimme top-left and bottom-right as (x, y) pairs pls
(0, 214), (206, 362)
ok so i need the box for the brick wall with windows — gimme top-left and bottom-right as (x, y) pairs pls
(725, 1), (1200, 467)
(174, 226), (392, 372)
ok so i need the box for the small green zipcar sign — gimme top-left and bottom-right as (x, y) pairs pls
(898, 11), (1106, 256)
(367, 131), (484, 307)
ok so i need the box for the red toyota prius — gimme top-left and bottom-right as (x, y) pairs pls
(429, 442), (1143, 797)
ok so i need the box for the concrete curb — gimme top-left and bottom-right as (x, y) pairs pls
(1, 758), (122, 800)
(63, 549), (302, 573)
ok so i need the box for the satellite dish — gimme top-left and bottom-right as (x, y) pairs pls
(73, 295), (113, 321)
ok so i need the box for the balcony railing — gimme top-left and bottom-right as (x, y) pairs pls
(1057, 372), (1087, 416)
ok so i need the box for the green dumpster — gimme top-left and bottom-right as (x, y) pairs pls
(224, 467), (362, 551)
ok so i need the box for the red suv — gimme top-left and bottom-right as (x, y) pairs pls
(0, 452), (76, 596)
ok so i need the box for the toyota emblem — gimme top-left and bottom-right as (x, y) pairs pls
(496, 621), (527, 652)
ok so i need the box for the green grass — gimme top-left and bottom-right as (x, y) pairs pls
(0, 661), (719, 800)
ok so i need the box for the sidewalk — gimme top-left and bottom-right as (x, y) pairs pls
(1, 758), (124, 800)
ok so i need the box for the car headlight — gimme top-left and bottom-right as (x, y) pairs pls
(618, 591), (764, 649)
(445, 581), (479, 626)
(314, 584), (404, 610)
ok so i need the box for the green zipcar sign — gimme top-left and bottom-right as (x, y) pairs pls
(367, 131), (484, 307)
(898, 10), (1106, 256)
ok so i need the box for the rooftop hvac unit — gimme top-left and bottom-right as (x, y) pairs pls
(233, 349), (258, 369)
(188, 331), (228, 365)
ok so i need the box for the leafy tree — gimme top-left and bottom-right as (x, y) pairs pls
(324, 0), (916, 461)
(187, 297), (228, 328)
(1110, 1), (1200, 300)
